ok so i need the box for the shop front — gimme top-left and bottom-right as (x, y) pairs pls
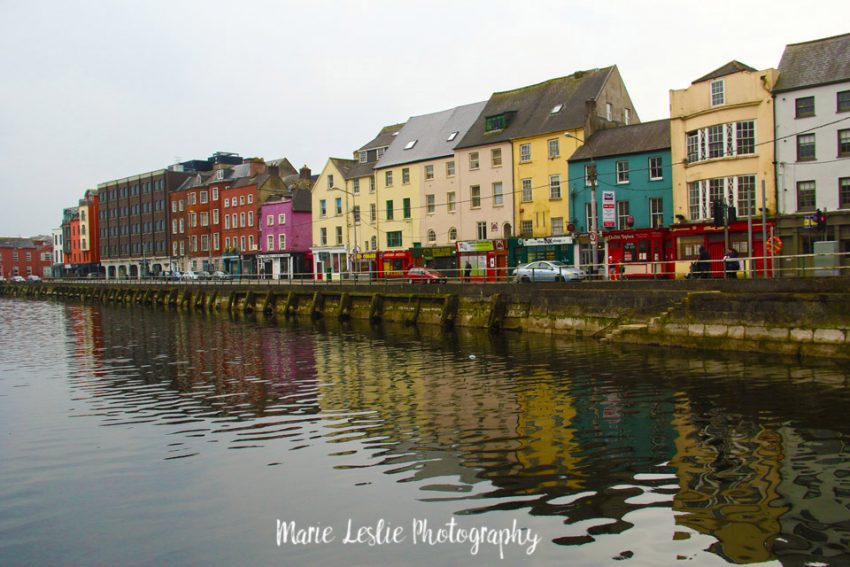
(456, 239), (508, 281)
(412, 245), (458, 278)
(378, 250), (412, 278)
(258, 252), (311, 279)
(312, 247), (347, 281)
(509, 236), (575, 270)
(352, 251), (378, 280)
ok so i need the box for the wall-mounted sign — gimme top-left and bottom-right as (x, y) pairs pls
(602, 190), (616, 229)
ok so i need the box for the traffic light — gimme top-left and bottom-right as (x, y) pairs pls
(815, 209), (826, 230)
(712, 200), (724, 226)
(727, 205), (737, 224)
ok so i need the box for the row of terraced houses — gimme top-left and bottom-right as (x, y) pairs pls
(38, 32), (850, 282)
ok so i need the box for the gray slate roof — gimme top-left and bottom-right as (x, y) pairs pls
(0, 237), (39, 249)
(455, 67), (613, 150)
(329, 158), (358, 180)
(375, 101), (487, 169)
(693, 61), (757, 84)
(358, 123), (406, 152)
(569, 120), (671, 162)
(774, 33), (850, 92)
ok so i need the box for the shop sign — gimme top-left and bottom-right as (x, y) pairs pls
(519, 236), (573, 246)
(424, 246), (455, 258)
(382, 251), (408, 259)
(456, 240), (495, 253)
(356, 252), (377, 260)
(602, 190), (616, 229)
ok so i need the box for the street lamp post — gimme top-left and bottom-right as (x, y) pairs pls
(564, 132), (598, 276)
(331, 186), (358, 275)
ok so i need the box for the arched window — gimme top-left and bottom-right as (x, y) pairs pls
(370, 235), (377, 250)
(427, 229), (436, 242)
(503, 223), (512, 238)
(448, 227), (457, 241)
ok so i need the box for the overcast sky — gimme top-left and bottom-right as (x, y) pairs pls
(0, 0), (845, 236)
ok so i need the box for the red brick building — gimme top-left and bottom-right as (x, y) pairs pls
(0, 237), (53, 279)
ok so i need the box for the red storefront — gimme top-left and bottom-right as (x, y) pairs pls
(378, 250), (412, 278)
(604, 221), (776, 279)
(456, 239), (508, 281)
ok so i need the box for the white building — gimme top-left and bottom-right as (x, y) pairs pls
(773, 32), (850, 266)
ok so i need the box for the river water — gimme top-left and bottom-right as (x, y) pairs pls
(1, 298), (849, 566)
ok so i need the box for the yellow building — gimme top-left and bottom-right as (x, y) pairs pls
(455, 66), (639, 238)
(670, 61), (778, 226)
(311, 124), (404, 279)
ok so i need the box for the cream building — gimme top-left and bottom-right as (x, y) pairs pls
(670, 61), (778, 224)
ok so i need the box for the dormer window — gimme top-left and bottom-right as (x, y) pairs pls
(359, 151), (367, 164)
(376, 147), (386, 159)
(404, 140), (418, 150)
(485, 114), (507, 132)
(550, 104), (563, 114)
(215, 169), (224, 181)
(446, 131), (459, 142)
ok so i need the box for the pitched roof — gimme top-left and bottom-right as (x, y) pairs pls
(693, 61), (757, 84)
(569, 120), (671, 161)
(329, 158), (358, 180)
(357, 123), (405, 152)
(455, 67), (613, 150)
(267, 157), (298, 176)
(376, 101), (487, 168)
(774, 32), (850, 92)
(0, 237), (38, 249)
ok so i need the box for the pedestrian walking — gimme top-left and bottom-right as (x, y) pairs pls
(723, 248), (739, 279)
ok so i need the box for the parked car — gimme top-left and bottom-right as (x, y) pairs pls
(181, 271), (200, 281)
(405, 267), (447, 284)
(26, 275), (42, 283)
(513, 261), (586, 283)
(211, 271), (229, 280)
(10, 275), (26, 283)
(0, 275), (6, 283)
(196, 271), (211, 280)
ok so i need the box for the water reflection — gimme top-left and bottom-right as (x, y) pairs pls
(6, 299), (850, 565)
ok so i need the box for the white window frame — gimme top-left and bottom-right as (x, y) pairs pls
(549, 175), (561, 199)
(711, 79), (725, 106)
(649, 156), (663, 180)
(616, 161), (629, 184)
(519, 143), (531, 162)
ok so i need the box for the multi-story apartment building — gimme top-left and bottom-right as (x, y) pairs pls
(456, 66), (639, 245)
(51, 228), (63, 276)
(60, 206), (77, 273)
(76, 189), (100, 274)
(257, 187), (312, 279)
(0, 237), (52, 279)
(311, 124), (404, 279)
(370, 102), (487, 277)
(223, 163), (290, 276)
(773, 32), (850, 270)
(669, 61), (779, 273)
(98, 167), (194, 279)
(568, 120), (672, 232)
(670, 62), (778, 252)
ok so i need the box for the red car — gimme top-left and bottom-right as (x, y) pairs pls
(405, 267), (447, 284)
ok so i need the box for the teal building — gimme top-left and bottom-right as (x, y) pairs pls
(568, 120), (672, 233)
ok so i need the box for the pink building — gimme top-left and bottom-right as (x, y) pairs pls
(257, 187), (312, 279)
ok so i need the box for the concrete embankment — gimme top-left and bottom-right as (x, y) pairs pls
(2, 278), (849, 359)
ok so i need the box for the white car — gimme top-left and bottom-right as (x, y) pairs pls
(181, 271), (200, 281)
(513, 261), (586, 283)
(10, 275), (26, 283)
